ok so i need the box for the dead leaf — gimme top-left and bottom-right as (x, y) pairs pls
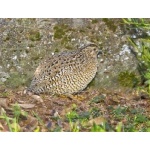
(0, 123), (4, 131)
(17, 103), (35, 109)
(22, 115), (38, 132)
(68, 94), (87, 101)
(88, 117), (106, 126)
(0, 123), (9, 132)
(0, 98), (8, 108)
(31, 95), (43, 102)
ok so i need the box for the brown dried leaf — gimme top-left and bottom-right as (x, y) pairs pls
(0, 98), (8, 108)
(0, 123), (9, 132)
(88, 117), (106, 126)
(31, 95), (43, 102)
(0, 122), (4, 131)
(22, 115), (38, 132)
(17, 103), (35, 109)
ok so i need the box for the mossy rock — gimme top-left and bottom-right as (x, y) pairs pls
(28, 30), (41, 41)
(102, 18), (117, 32)
(5, 72), (30, 88)
(61, 35), (71, 46)
(53, 24), (70, 39)
(118, 71), (139, 88)
(91, 19), (99, 24)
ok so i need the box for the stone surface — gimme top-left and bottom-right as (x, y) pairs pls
(0, 18), (139, 90)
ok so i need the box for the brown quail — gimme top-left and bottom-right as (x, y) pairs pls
(28, 44), (100, 95)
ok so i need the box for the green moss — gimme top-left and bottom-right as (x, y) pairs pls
(0, 91), (9, 98)
(89, 35), (100, 43)
(5, 72), (29, 88)
(16, 18), (23, 25)
(30, 51), (41, 61)
(86, 26), (92, 29)
(53, 24), (69, 39)
(64, 45), (73, 50)
(61, 35), (71, 45)
(60, 34), (74, 49)
(118, 71), (139, 88)
(79, 29), (85, 33)
(28, 44), (35, 47)
(92, 19), (99, 24)
(3, 36), (10, 41)
(102, 18), (117, 32)
(88, 78), (97, 87)
(54, 48), (59, 53)
(54, 28), (65, 39)
(28, 30), (41, 41)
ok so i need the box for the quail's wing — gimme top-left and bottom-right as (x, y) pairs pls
(33, 50), (84, 82)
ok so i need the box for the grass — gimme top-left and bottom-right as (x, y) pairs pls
(0, 91), (10, 98)
(0, 103), (27, 132)
(62, 104), (149, 132)
(0, 99), (149, 132)
(123, 18), (150, 95)
(5, 72), (29, 88)
(112, 106), (128, 120)
(91, 122), (106, 132)
(122, 18), (150, 29)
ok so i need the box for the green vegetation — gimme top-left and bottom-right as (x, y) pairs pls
(53, 24), (69, 39)
(0, 99), (149, 132)
(102, 18), (117, 32)
(91, 122), (106, 132)
(0, 104), (27, 132)
(118, 70), (139, 87)
(65, 104), (150, 132)
(91, 19), (99, 24)
(112, 106), (128, 120)
(5, 72), (29, 88)
(53, 24), (74, 49)
(122, 18), (150, 29)
(123, 18), (150, 94)
(0, 91), (9, 98)
(28, 30), (41, 41)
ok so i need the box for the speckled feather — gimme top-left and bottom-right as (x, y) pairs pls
(28, 44), (99, 95)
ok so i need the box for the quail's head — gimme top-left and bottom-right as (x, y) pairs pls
(80, 43), (101, 58)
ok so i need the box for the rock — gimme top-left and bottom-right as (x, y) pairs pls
(0, 70), (10, 83)
(0, 19), (140, 91)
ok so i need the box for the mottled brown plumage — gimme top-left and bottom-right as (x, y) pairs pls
(28, 44), (100, 95)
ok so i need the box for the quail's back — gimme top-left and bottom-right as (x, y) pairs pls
(28, 44), (99, 95)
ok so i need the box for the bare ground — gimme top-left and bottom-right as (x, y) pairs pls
(0, 86), (150, 132)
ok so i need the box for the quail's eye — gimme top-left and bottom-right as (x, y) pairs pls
(94, 48), (96, 50)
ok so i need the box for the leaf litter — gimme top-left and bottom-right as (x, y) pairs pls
(0, 86), (150, 132)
